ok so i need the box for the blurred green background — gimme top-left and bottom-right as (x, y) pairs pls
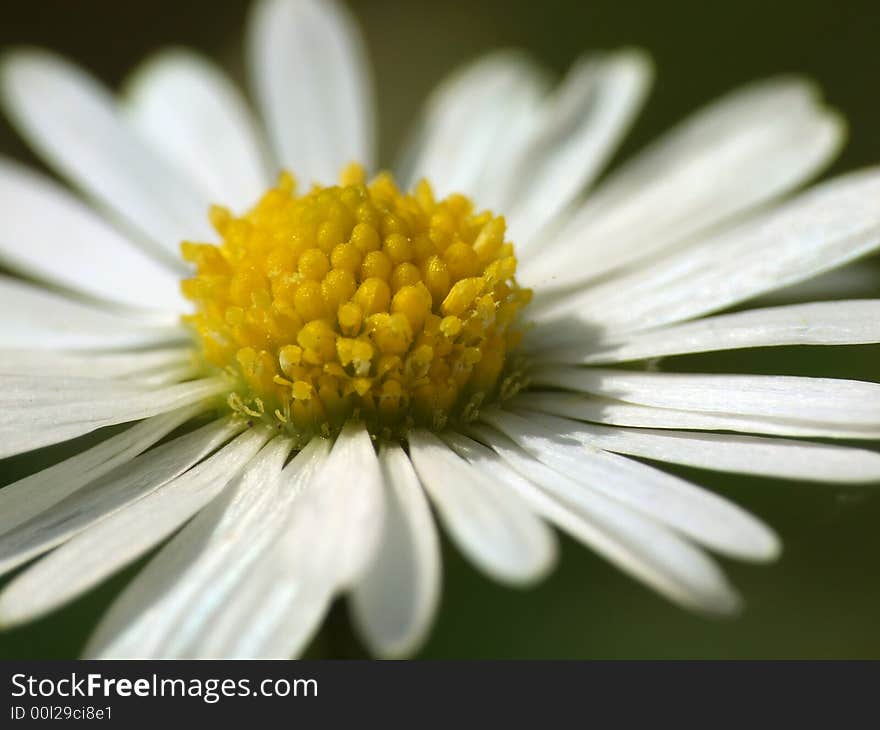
(1, 0), (879, 658)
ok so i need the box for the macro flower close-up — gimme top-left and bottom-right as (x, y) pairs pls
(1, 0), (879, 661)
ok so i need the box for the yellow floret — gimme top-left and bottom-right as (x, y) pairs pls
(181, 165), (530, 441)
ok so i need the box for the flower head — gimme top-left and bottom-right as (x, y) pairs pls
(182, 165), (529, 442)
(0, 0), (879, 659)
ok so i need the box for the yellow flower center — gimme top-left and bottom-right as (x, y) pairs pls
(182, 164), (530, 443)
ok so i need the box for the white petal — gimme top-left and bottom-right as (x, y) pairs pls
(510, 407), (880, 484)
(135, 361), (200, 387)
(86, 435), (298, 658)
(480, 409), (779, 561)
(124, 50), (271, 211)
(248, 0), (375, 182)
(398, 50), (549, 199)
(0, 422), (240, 592)
(0, 50), (212, 261)
(89, 439), (330, 659)
(531, 367), (880, 431)
(350, 443), (441, 659)
(0, 417), (243, 582)
(163, 424), (381, 658)
(532, 167), (880, 335)
(0, 275), (184, 350)
(543, 300), (880, 364)
(463, 427), (742, 614)
(0, 373), (180, 406)
(501, 50), (652, 246)
(515, 390), (880, 440)
(0, 158), (186, 312)
(753, 259), (880, 306)
(0, 376), (228, 458)
(304, 422), (385, 588)
(199, 515), (333, 659)
(188, 439), (346, 659)
(200, 427), (382, 658)
(523, 77), (843, 290)
(408, 429), (556, 585)
(0, 347), (191, 379)
(0, 403), (203, 536)
(0, 373), (156, 404)
(0, 425), (269, 625)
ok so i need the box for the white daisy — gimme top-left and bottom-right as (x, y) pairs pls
(0, 0), (879, 659)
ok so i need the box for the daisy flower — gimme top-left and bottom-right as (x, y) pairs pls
(0, 0), (879, 659)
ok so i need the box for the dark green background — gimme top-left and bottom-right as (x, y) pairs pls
(0, 0), (879, 658)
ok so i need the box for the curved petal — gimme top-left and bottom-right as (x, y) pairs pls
(0, 276), (184, 351)
(124, 49), (271, 211)
(0, 49), (213, 262)
(0, 375), (228, 458)
(182, 423), (383, 658)
(462, 427), (742, 615)
(0, 402), (204, 536)
(0, 347), (191, 379)
(309, 422), (385, 589)
(0, 425), (270, 626)
(0, 418), (242, 581)
(350, 443), (441, 659)
(531, 168), (880, 336)
(541, 300), (880, 364)
(0, 157), (186, 312)
(515, 390), (880, 441)
(398, 50), (549, 198)
(523, 76), (844, 289)
(530, 367), (880, 431)
(85, 438), (326, 659)
(509, 407), (880, 484)
(753, 259), (880, 306)
(408, 429), (556, 585)
(498, 50), (652, 246)
(248, 0), (375, 183)
(479, 410), (779, 561)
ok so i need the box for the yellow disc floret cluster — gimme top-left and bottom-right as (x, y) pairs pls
(181, 164), (531, 442)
